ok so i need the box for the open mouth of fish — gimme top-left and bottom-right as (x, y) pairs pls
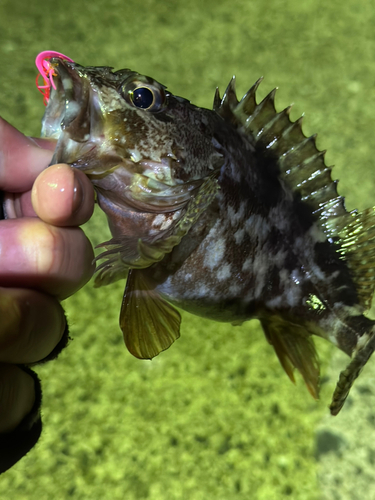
(41, 59), (100, 164)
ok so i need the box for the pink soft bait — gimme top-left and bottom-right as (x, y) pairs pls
(35, 51), (74, 105)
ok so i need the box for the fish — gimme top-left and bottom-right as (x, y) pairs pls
(37, 53), (375, 415)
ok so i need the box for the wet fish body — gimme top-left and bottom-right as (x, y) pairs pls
(40, 56), (375, 414)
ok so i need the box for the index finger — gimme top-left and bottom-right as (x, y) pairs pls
(0, 117), (55, 192)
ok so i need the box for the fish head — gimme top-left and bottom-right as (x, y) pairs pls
(42, 57), (223, 192)
(41, 57), (221, 271)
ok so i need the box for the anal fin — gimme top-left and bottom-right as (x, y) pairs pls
(261, 317), (320, 399)
(120, 269), (181, 359)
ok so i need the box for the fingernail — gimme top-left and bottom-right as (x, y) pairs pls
(72, 171), (83, 214)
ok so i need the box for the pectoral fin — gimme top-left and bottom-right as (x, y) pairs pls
(93, 243), (129, 287)
(261, 317), (320, 399)
(120, 269), (181, 359)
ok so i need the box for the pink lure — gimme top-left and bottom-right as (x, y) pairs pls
(35, 51), (74, 105)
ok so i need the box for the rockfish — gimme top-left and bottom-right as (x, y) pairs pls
(36, 52), (375, 415)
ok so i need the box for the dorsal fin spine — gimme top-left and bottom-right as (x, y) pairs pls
(244, 88), (277, 136)
(220, 76), (238, 112)
(235, 77), (263, 117)
(213, 87), (221, 111)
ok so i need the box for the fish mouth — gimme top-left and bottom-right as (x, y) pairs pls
(41, 58), (112, 173)
(41, 59), (88, 139)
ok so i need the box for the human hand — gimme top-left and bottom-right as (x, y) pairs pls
(0, 117), (95, 443)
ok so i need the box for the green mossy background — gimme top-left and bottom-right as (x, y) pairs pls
(1, 0), (375, 498)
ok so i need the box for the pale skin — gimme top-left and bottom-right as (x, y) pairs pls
(0, 117), (95, 433)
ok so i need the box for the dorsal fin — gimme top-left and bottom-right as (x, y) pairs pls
(213, 78), (347, 224)
(214, 78), (375, 308)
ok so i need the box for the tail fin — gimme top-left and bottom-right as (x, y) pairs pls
(330, 329), (375, 415)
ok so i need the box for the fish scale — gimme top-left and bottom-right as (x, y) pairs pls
(39, 55), (375, 415)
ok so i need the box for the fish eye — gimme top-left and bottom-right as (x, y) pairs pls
(121, 79), (166, 112)
(130, 87), (155, 109)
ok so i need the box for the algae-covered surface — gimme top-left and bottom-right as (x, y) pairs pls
(1, 0), (375, 498)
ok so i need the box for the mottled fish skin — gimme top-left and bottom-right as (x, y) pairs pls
(40, 57), (375, 414)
